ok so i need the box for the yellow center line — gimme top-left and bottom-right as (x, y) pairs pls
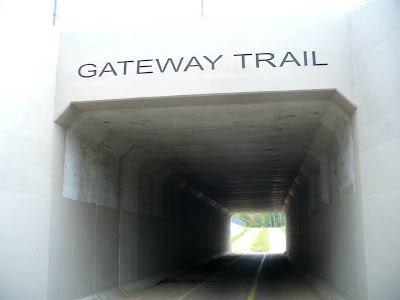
(247, 253), (267, 300)
(176, 254), (244, 300)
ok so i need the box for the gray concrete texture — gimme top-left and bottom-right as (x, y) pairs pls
(50, 89), (358, 299)
(284, 101), (366, 299)
(51, 128), (232, 299)
(64, 90), (349, 213)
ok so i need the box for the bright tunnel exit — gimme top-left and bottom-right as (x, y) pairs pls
(231, 213), (286, 254)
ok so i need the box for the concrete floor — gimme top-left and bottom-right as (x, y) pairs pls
(126, 253), (321, 300)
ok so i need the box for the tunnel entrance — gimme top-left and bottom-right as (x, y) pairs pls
(56, 89), (356, 299)
(231, 213), (286, 254)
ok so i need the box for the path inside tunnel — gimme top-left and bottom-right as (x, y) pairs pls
(125, 253), (320, 300)
(55, 90), (356, 299)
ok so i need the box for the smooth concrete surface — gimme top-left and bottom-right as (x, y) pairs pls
(350, 1), (400, 299)
(55, 13), (356, 119)
(284, 100), (365, 299)
(124, 253), (320, 300)
(48, 182), (231, 300)
(0, 0), (59, 299)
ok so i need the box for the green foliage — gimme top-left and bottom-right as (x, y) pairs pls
(251, 228), (270, 252)
(281, 225), (286, 233)
(231, 227), (251, 243)
(234, 213), (285, 228)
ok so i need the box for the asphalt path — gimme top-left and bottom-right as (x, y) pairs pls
(127, 253), (321, 300)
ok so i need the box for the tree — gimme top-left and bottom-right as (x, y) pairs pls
(234, 212), (284, 227)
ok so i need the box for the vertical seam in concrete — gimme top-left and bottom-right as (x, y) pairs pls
(93, 143), (100, 293)
(347, 7), (369, 300)
(93, 204), (98, 293)
(351, 113), (368, 299)
(117, 156), (123, 288)
(118, 209), (122, 288)
(347, 13), (360, 103)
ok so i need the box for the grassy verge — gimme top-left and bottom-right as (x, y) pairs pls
(231, 227), (251, 243)
(281, 226), (286, 233)
(251, 228), (270, 252)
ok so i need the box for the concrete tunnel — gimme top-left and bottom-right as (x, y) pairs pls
(47, 89), (364, 299)
(4, 1), (400, 299)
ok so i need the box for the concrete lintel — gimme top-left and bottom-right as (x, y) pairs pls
(55, 89), (337, 127)
(55, 104), (82, 127)
(332, 89), (357, 116)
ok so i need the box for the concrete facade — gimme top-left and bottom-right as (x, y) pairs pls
(350, 1), (400, 299)
(1, 0), (400, 299)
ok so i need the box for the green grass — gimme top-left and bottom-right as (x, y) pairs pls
(251, 228), (270, 252)
(281, 226), (286, 233)
(231, 227), (251, 243)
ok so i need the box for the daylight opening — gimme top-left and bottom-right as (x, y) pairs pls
(231, 213), (286, 253)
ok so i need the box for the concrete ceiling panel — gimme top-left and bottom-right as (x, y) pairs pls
(66, 90), (354, 212)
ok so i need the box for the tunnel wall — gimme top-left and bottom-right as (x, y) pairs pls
(0, 1), (59, 299)
(47, 130), (231, 299)
(285, 101), (366, 299)
(350, 0), (400, 299)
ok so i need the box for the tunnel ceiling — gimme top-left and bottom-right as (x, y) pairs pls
(68, 91), (337, 212)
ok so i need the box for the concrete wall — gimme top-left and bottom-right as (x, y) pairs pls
(55, 11), (356, 120)
(284, 2), (400, 299)
(350, 0), (400, 299)
(47, 130), (231, 299)
(285, 101), (367, 299)
(0, 0), (59, 299)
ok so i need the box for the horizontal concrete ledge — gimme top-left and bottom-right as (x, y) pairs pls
(55, 89), (346, 127)
(77, 251), (232, 300)
(284, 252), (346, 300)
(332, 88), (357, 116)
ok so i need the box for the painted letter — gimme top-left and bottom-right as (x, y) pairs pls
(312, 51), (328, 66)
(99, 62), (117, 77)
(137, 59), (154, 74)
(156, 58), (184, 72)
(184, 57), (204, 71)
(78, 64), (97, 78)
(234, 53), (252, 69)
(203, 55), (223, 70)
(256, 53), (276, 68)
(303, 51), (308, 66)
(117, 60), (134, 75)
(279, 52), (301, 67)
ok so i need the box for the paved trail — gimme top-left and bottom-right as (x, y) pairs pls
(126, 253), (321, 300)
(232, 228), (261, 253)
(125, 228), (319, 299)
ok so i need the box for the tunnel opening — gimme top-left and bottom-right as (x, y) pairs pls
(231, 213), (286, 254)
(54, 89), (357, 299)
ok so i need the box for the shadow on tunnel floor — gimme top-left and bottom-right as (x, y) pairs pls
(126, 253), (321, 300)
